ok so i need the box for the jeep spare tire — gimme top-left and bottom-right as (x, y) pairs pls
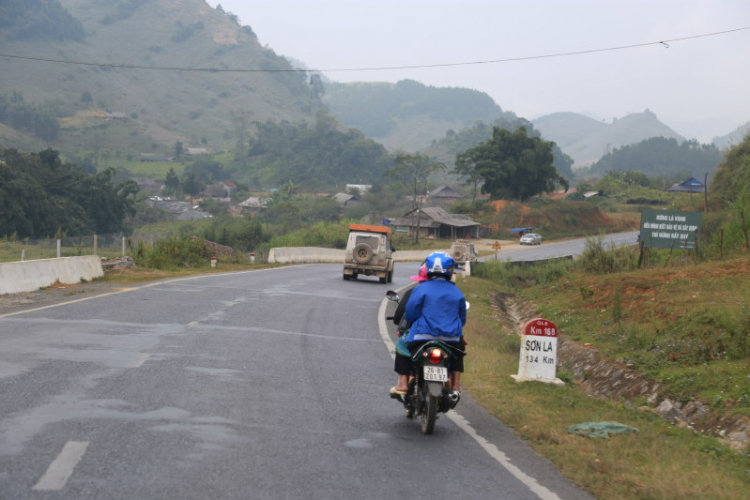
(452, 250), (464, 260)
(353, 243), (374, 264)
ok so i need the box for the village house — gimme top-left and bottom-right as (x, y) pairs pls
(429, 185), (463, 201)
(331, 192), (363, 207)
(146, 197), (210, 221)
(390, 206), (481, 240)
(239, 195), (271, 215)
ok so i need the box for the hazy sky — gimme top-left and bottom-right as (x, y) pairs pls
(208, 1), (750, 142)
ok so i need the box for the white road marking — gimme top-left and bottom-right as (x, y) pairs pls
(378, 294), (561, 500)
(32, 440), (89, 491)
(447, 412), (561, 500)
(128, 353), (150, 368)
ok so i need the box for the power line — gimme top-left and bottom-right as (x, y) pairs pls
(1, 26), (748, 74)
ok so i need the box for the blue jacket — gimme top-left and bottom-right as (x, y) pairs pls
(404, 277), (466, 342)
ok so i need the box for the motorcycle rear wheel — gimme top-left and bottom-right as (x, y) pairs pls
(421, 394), (438, 434)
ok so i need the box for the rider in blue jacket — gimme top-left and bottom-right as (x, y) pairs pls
(404, 251), (466, 391)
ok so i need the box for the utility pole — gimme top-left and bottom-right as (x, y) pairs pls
(704, 172), (709, 213)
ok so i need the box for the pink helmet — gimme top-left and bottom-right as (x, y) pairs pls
(410, 266), (429, 282)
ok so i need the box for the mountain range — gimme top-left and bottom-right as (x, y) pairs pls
(1, 0), (747, 171)
(531, 110), (684, 167)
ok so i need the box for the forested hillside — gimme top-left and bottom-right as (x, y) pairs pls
(0, 0), (84, 41)
(323, 79), (515, 152)
(584, 137), (724, 181)
(0, 0), (321, 155)
(237, 112), (395, 191)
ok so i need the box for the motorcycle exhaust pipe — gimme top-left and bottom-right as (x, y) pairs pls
(447, 390), (460, 409)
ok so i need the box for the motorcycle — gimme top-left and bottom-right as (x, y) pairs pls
(385, 290), (466, 434)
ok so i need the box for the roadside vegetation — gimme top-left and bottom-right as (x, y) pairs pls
(462, 244), (750, 499)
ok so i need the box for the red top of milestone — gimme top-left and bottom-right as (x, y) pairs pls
(523, 318), (558, 337)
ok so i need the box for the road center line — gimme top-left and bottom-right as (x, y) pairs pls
(377, 294), (561, 500)
(32, 440), (89, 491)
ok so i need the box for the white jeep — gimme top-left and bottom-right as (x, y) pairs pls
(343, 224), (394, 283)
(450, 239), (478, 267)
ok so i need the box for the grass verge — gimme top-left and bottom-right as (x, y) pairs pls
(457, 266), (750, 500)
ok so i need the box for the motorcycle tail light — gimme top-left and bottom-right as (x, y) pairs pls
(428, 349), (443, 365)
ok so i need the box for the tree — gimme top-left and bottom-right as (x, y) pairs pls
(164, 167), (180, 196)
(81, 167), (139, 234)
(385, 153), (445, 243)
(452, 154), (484, 203)
(454, 126), (568, 201)
(310, 73), (325, 100)
(184, 157), (225, 183)
(0, 149), (138, 237)
(174, 141), (184, 160)
(230, 109), (253, 158)
(182, 174), (204, 197)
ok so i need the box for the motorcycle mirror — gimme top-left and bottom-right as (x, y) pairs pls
(386, 290), (400, 302)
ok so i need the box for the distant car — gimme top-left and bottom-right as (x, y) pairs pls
(519, 233), (542, 245)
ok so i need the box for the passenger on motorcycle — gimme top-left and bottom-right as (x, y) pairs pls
(389, 265), (428, 395)
(404, 252), (466, 392)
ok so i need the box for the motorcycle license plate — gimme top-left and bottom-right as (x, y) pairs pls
(423, 365), (448, 382)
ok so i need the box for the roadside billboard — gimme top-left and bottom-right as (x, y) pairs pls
(639, 209), (702, 250)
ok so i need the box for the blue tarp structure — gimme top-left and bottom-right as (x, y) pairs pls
(509, 227), (536, 234)
(668, 177), (705, 193)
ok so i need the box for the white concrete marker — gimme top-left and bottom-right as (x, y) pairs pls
(512, 318), (564, 385)
(32, 441), (89, 491)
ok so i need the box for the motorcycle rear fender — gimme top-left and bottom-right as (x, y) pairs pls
(426, 380), (444, 397)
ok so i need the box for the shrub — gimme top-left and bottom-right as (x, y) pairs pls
(137, 236), (213, 269)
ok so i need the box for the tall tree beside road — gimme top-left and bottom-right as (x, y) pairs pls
(82, 167), (139, 235)
(454, 126), (568, 201)
(0, 149), (139, 238)
(385, 153), (445, 243)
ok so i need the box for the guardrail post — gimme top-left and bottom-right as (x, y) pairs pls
(93, 235), (98, 256)
(21, 249), (26, 261)
(122, 236), (126, 257)
(57, 239), (61, 258)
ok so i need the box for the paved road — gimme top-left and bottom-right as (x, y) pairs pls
(0, 263), (597, 499)
(483, 231), (640, 263)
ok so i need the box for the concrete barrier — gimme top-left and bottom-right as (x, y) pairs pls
(0, 256), (104, 295)
(268, 247), (343, 264)
(267, 247), (440, 265)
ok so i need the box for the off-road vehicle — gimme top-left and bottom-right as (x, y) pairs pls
(343, 224), (394, 283)
(449, 239), (478, 268)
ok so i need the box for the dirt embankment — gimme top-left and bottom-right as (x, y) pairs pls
(489, 292), (750, 454)
(485, 199), (637, 235)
